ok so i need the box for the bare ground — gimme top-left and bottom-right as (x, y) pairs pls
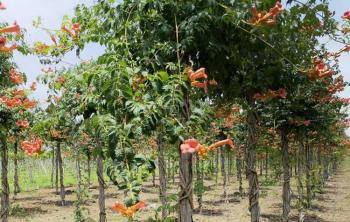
(9, 162), (350, 222)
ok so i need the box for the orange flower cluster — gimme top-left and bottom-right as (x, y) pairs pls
(180, 138), (234, 158)
(0, 36), (17, 53)
(12, 89), (25, 98)
(0, 22), (20, 52)
(23, 98), (37, 109)
(254, 88), (287, 101)
(9, 68), (24, 84)
(1, 94), (37, 110)
(307, 58), (334, 79)
(34, 42), (49, 54)
(56, 76), (65, 85)
(61, 23), (81, 40)
(1, 96), (22, 109)
(342, 11), (350, 20)
(328, 76), (345, 94)
(111, 201), (146, 219)
(215, 105), (242, 128)
(250, 1), (283, 26)
(16, 120), (29, 128)
(186, 67), (209, 93)
(21, 138), (43, 156)
(51, 130), (61, 139)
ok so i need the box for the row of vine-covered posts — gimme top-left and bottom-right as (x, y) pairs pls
(0, 121), (341, 222)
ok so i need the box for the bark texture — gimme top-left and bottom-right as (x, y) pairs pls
(1, 138), (9, 222)
(97, 154), (106, 222)
(281, 130), (290, 222)
(247, 109), (260, 222)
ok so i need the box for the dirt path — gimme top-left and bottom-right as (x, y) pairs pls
(8, 159), (350, 222)
(307, 162), (350, 222)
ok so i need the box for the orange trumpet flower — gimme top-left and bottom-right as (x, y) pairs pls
(12, 89), (25, 98)
(0, 22), (21, 36)
(0, 37), (17, 53)
(191, 80), (208, 94)
(186, 67), (209, 93)
(23, 98), (37, 109)
(16, 120), (29, 128)
(30, 82), (37, 91)
(21, 138), (43, 156)
(10, 68), (24, 84)
(208, 139), (234, 151)
(250, 1), (283, 26)
(180, 139), (201, 154)
(111, 201), (146, 219)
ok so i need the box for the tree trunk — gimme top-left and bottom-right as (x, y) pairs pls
(13, 140), (20, 196)
(97, 154), (106, 222)
(157, 129), (167, 219)
(247, 108), (260, 222)
(323, 146), (329, 181)
(87, 153), (91, 188)
(297, 140), (305, 221)
(1, 137), (9, 222)
(51, 147), (55, 189)
(179, 151), (193, 222)
(265, 148), (268, 177)
(172, 158), (176, 184)
(221, 149), (228, 202)
(75, 147), (83, 221)
(55, 145), (59, 194)
(305, 142), (311, 209)
(281, 129), (290, 222)
(215, 149), (219, 187)
(259, 160), (263, 176)
(236, 155), (243, 196)
(57, 142), (65, 206)
(152, 171), (156, 187)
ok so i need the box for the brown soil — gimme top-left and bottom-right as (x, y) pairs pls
(9, 163), (350, 222)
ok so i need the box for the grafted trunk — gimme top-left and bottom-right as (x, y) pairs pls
(75, 148), (83, 220)
(14, 140), (21, 196)
(221, 149), (228, 202)
(236, 155), (243, 196)
(247, 108), (260, 222)
(179, 151), (193, 222)
(305, 142), (312, 209)
(1, 137), (9, 222)
(323, 146), (329, 181)
(265, 148), (268, 177)
(281, 130), (290, 222)
(297, 140), (304, 221)
(172, 158), (176, 184)
(97, 154), (106, 222)
(157, 130), (167, 218)
(55, 145), (59, 194)
(152, 171), (156, 187)
(178, 93), (193, 222)
(87, 153), (91, 188)
(57, 142), (65, 206)
(51, 147), (55, 189)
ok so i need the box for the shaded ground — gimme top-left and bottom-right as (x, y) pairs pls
(9, 160), (350, 222)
